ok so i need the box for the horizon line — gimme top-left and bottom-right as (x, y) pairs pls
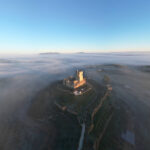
(0, 49), (150, 56)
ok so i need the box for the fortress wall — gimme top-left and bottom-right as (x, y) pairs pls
(74, 79), (86, 89)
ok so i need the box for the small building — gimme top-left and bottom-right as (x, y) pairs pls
(63, 70), (86, 89)
(73, 90), (82, 96)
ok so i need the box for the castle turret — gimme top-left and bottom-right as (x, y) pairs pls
(76, 70), (84, 82)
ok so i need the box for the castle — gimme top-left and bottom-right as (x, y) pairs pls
(63, 70), (86, 89)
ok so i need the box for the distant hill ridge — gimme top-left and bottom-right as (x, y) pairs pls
(39, 52), (60, 55)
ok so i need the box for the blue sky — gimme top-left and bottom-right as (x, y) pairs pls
(0, 0), (150, 54)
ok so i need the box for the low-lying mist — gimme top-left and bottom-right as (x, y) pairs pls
(0, 52), (150, 149)
(0, 52), (150, 116)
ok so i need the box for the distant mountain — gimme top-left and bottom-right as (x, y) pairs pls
(39, 52), (60, 55)
(76, 52), (85, 54)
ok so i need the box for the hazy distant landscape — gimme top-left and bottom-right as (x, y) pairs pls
(0, 52), (150, 150)
(1, 0), (150, 148)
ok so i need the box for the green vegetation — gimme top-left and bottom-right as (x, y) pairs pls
(139, 65), (150, 72)
(89, 97), (113, 138)
(97, 98), (127, 150)
(56, 85), (96, 113)
(54, 80), (114, 150)
(53, 111), (81, 150)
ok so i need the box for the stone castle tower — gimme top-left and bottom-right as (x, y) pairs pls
(76, 70), (84, 82)
(63, 70), (86, 89)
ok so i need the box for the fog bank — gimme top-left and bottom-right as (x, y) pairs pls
(0, 52), (150, 116)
